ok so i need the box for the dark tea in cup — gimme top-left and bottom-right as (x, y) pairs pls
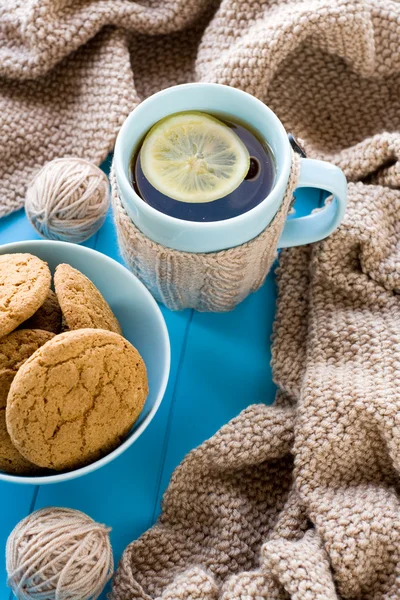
(130, 111), (275, 222)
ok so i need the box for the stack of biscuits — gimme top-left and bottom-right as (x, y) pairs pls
(0, 253), (148, 475)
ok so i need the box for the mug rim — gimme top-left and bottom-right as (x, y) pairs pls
(114, 82), (291, 233)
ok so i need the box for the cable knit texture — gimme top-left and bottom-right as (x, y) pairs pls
(111, 156), (300, 311)
(1, 0), (400, 598)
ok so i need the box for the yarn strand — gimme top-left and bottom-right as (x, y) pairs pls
(25, 158), (110, 243)
(6, 507), (113, 600)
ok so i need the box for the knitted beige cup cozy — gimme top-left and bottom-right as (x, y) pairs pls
(111, 156), (300, 312)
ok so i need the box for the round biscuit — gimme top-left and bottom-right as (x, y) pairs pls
(20, 289), (62, 334)
(0, 329), (54, 475)
(0, 253), (51, 338)
(6, 329), (148, 471)
(54, 264), (121, 334)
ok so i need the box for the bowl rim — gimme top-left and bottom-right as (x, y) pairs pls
(0, 240), (171, 485)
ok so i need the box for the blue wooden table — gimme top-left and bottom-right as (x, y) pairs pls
(0, 158), (321, 600)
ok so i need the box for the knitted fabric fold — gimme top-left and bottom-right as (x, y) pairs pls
(2, 0), (400, 217)
(110, 178), (400, 600)
(105, 0), (398, 596)
(111, 155), (300, 312)
(0, 0), (216, 216)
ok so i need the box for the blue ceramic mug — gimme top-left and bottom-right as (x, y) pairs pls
(115, 83), (347, 253)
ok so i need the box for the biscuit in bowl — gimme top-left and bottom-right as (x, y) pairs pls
(6, 328), (148, 471)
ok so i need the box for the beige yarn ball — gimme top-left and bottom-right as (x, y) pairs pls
(6, 507), (114, 600)
(26, 158), (110, 243)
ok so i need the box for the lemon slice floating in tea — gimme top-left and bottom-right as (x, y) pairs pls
(140, 111), (250, 203)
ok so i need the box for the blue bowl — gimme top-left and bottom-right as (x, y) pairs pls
(0, 240), (170, 485)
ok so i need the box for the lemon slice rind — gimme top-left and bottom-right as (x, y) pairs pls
(140, 111), (250, 203)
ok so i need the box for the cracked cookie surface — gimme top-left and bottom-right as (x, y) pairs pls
(0, 328), (54, 474)
(6, 328), (148, 471)
(54, 264), (122, 334)
(0, 253), (51, 338)
(21, 289), (62, 334)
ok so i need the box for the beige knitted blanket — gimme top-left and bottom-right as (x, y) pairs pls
(111, 179), (399, 599)
(1, 0), (399, 217)
(1, 0), (400, 598)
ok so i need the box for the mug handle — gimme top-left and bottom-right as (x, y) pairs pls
(279, 158), (347, 248)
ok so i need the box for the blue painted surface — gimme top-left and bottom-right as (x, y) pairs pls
(0, 162), (322, 599)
